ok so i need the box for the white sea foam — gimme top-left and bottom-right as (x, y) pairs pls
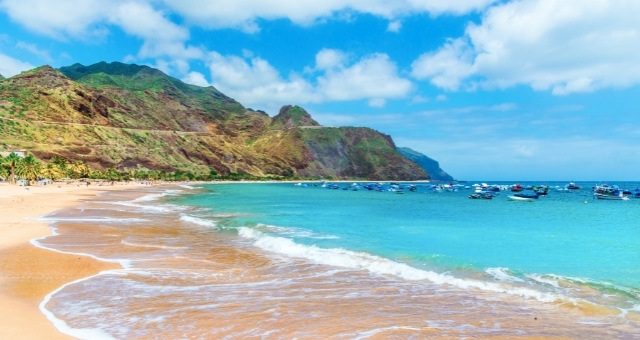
(527, 274), (562, 288)
(256, 223), (339, 240)
(39, 270), (119, 340)
(101, 200), (185, 214)
(120, 240), (187, 250)
(238, 227), (565, 303)
(486, 267), (525, 283)
(354, 326), (422, 339)
(31, 235), (133, 269)
(178, 184), (202, 190)
(180, 214), (218, 228)
(132, 189), (182, 203)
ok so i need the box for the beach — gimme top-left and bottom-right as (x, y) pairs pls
(0, 182), (155, 339)
(1, 181), (639, 338)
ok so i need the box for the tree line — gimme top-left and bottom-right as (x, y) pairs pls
(0, 153), (298, 184)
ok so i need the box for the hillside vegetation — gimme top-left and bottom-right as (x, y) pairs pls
(0, 62), (430, 180)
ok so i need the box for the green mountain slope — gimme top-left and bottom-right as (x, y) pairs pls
(397, 147), (453, 181)
(0, 62), (430, 180)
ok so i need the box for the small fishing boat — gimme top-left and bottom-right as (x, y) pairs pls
(511, 184), (524, 192)
(469, 192), (494, 200)
(566, 182), (580, 190)
(593, 185), (630, 200)
(508, 191), (539, 202)
(532, 185), (549, 195)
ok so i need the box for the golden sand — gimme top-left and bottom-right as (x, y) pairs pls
(0, 182), (156, 339)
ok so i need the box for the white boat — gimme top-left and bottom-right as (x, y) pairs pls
(593, 192), (630, 201)
(593, 184), (629, 201)
(508, 195), (537, 202)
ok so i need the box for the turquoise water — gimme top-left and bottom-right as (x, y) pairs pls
(174, 182), (640, 305)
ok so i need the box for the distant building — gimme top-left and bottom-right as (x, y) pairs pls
(0, 150), (26, 158)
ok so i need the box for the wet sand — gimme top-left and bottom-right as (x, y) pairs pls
(0, 182), (159, 339)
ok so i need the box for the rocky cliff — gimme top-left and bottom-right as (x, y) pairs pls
(397, 147), (453, 181)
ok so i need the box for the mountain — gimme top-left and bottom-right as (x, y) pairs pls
(0, 74), (4, 80)
(397, 147), (453, 181)
(0, 61), (429, 180)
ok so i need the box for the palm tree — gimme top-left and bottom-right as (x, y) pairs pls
(41, 162), (65, 181)
(0, 155), (8, 181)
(1, 153), (21, 184)
(15, 155), (41, 183)
(68, 161), (89, 179)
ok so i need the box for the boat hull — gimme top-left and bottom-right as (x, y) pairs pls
(508, 195), (537, 202)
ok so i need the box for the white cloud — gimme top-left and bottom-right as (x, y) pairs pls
(163, 0), (495, 31)
(0, 0), (108, 39)
(317, 53), (413, 103)
(411, 38), (474, 90)
(182, 71), (210, 87)
(315, 49), (346, 71)
(207, 49), (413, 111)
(412, 0), (640, 95)
(0, 53), (33, 77)
(387, 20), (402, 33)
(207, 52), (318, 111)
(0, 0), (201, 63)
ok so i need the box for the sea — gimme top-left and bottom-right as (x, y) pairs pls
(34, 182), (640, 338)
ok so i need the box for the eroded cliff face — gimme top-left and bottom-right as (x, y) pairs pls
(0, 62), (428, 180)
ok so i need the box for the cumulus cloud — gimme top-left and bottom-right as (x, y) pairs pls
(163, 0), (495, 31)
(0, 0), (108, 39)
(182, 71), (210, 87)
(411, 38), (474, 90)
(207, 52), (318, 110)
(0, 0), (201, 63)
(206, 49), (413, 111)
(317, 53), (413, 102)
(412, 0), (640, 95)
(315, 49), (346, 71)
(0, 53), (33, 77)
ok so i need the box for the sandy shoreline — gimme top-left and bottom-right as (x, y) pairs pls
(2, 181), (638, 338)
(0, 182), (159, 339)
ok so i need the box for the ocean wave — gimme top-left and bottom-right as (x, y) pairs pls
(100, 200), (186, 214)
(237, 227), (563, 303)
(178, 184), (203, 190)
(485, 267), (525, 283)
(180, 214), (218, 228)
(526, 274), (562, 288)
(40, 270), (119, 340)
(255, 223), (339, 240)
(132, 189), (182, 203)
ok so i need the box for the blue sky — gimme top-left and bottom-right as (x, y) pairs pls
(1, 0), (639, 180)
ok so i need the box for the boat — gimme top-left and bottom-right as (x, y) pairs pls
(511, 184), (524, 192)
(593, 184), (630, 200)
(508, 191), (539, 202)
(469, 192), (494, 200)
(566, 182), (580, 190)
(533, 185), (549, 196)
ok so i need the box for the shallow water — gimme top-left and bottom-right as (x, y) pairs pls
(36, 184), (640, 338)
